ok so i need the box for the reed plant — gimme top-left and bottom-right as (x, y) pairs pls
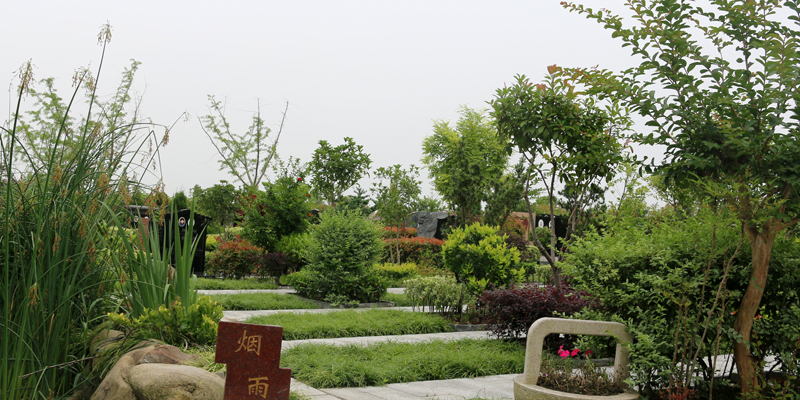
(0, 26), (169, 398)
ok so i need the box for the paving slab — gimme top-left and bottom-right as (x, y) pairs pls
(322, 374), (516, 400)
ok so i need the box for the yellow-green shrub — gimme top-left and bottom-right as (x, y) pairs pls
(442, 223), (524, 294)
(108, 296), (222, 345)
(375, 262), (419, 284)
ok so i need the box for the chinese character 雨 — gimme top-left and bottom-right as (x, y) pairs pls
(235, 329), (263, 356)
(248, 376), (269, 398)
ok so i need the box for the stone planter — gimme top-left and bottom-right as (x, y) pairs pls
(514, 318), (639, 400)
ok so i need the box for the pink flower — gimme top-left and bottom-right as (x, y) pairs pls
(558, 346), (570, 359)
(571, 348), (580, 357)
(585, 350), (593, 358)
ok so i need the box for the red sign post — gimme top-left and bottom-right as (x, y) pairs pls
(216, 321), (292, 400)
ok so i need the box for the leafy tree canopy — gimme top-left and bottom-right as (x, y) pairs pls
(309, 137), (372, 206)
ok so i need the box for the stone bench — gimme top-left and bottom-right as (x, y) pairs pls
(514, 317), (639, 400)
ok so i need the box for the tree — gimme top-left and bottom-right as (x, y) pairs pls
(421, 107), (509, 226)
(371, 165), (422, 265)
(337, 185), (373, 216)
(561, 1), (800, 394)
(171, 190), (189, 211)
(199, 97), (288, 190)
(193, 181), (241, 232)
(483, 159), (528, 228)
(491, 69), (625, 291)
(309, 137), (372, 206)
(243, 176), (312, 251)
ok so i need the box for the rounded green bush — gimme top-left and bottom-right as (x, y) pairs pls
(296, 209), (387, 303)
(442, 223), (523, 294)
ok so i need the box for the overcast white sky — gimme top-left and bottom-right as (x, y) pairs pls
(2, 0), (653, 201)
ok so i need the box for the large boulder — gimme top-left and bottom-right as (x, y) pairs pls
(90, 341), (216, 400)
(128, 364), (224, 400)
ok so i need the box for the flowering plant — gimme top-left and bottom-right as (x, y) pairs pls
(539, 346), (627, 396)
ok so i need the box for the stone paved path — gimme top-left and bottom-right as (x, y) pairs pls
(203, 289), (516, 400)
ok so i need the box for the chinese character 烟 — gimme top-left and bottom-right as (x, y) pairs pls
(235, 329), (262, 356)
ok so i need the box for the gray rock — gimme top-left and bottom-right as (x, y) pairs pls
(128, 364), (225, 400)
(415, 211), (449, 239)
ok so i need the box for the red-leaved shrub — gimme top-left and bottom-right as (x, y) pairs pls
(381, 237), (444, 269)
(477, 284), (600, 339)
(206, 237), (264, 279)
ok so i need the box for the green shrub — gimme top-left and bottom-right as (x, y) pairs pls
(404, 275), (471, 317)
(205, 234), (219, 252)
(206, 237), (263, 279)
(108, 296), (223, 346)
(442, 223), (524, 294)
(274, 232), (310, 271)
(565, 207), (800, 396)
(294, 209), (386, 303)
(375, 262), (419, 286)
(380, 237), (445, 269)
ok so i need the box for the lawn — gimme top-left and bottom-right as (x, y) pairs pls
(282, 339), (525, 388)
(208, 293), (320, 310)
(195, 277), (279, 290)
(245, 308), (454, 340)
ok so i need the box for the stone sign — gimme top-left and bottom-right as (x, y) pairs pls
(216, 321), (292, 400)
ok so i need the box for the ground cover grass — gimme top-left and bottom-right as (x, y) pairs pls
(380, 292), (412, 306)
(245, 308), (454, 340)
(282, 339), (525, 388)
(195, 277), (279, 290)
(208, 293), (320, 310)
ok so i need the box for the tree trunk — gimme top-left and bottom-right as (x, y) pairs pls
(733, 226), (777, 395)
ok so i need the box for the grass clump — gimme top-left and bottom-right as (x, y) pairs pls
(209, 293), (320, 310)
(246, 309), (454, 340)
(196, 278), (279, 290)
(282, 339), (524, 388)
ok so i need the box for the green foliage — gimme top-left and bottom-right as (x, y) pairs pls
(374, 262), (419, 286)
(483, 159), (527, 228)
(337, 185), (373, 216)
(565, 206), (800, 395)
(442, 223), (523, 294)
(206, 237), (264, 279)
(274, 232), (310, 270)
(295, 209), (386, 302)
(410, 195), (445, 212)
(404, 275), (471, 317)
(0, 46), (152, 396)
(245, 308), (453, 340)
(282, 339), (524, 388)
(199, 97), (287, 189)
(192, 181), (241, 232)
(172, 190), (189, 211)
(107, 296), (222, 346)
(421, 107), (510, 226)
(243, 176), (312, 250)
(109, 202), (203, 317)
(379, 237), (445, 270)
(309, 137), (372, 206)
(491, 68), (625, 290)
(207, 293), (319, 310)
(560, 3), (800, 391)
(371, 164), (422, 264)
(194, 277), (277, 290)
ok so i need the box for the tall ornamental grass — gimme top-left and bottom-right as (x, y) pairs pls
(0, 28), (163, 398)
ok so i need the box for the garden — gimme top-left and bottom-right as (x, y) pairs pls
(3, 2), (800, 400)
